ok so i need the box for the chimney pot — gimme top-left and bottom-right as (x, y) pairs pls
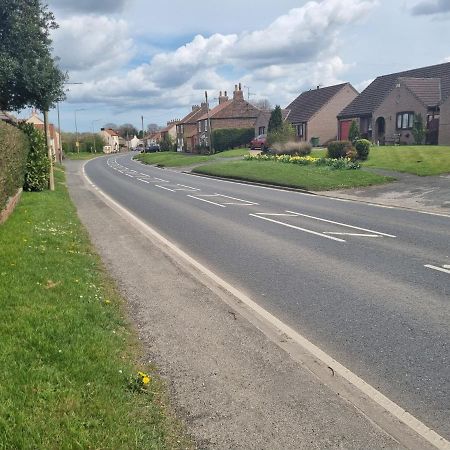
(239, 82), (242, 91)
(317, 85), (320, 90)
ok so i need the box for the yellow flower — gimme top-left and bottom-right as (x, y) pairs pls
(142, 375), (151, 385)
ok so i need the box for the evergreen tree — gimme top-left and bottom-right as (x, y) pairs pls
(268, 106), (283, 133)
(348, 120), (360, 143)
(412, 113), (425, 145)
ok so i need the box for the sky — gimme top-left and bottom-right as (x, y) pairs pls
(25, 0), (450, 132)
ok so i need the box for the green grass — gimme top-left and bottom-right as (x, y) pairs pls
(362, 145), (450, 176)
(135, 148), (249, 167)
(193, 160), (393, 191)
(0, 168), (190, 449)
(64, 151), (103, 160)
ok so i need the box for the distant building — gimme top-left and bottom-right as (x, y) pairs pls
(26, 111), (61, 161)
(99, 128), (120, 153)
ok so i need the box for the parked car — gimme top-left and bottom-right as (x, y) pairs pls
(250, 134), (266, 150)
(142, 144), (160, 153)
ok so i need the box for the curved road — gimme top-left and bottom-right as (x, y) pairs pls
(85, 153), (450, 440)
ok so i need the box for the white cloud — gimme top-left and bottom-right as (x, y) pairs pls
(52, 16), (134, 81)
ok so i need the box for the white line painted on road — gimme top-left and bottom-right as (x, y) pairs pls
(424, 265), (450, 275)
(156, 185), (176, 192)
(250, 214), (346, 243)
(216, 194), (259, 205)
(177, 183), (200, 191)
(187, 195), (226, 208)
(285, 210), (396, 238)
(82, 160), (450, 450)
(137, 178), (150, 184)
(125, 174), (134, 178)
(324, 232), (380, 237)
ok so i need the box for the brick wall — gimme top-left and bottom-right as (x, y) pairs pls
(439, 96), (450, 146)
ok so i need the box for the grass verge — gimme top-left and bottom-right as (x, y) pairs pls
(362, 145), (450, 176)
(193, 160), (393, 191)
(0, 167), (190, 449)
(135, 148), (249, 167)
(64, 152), (103, 160)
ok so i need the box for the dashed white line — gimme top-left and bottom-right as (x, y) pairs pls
(177, 183), (200, 191)
(137, 178), (150, 184)
(250, 214), (346, 243)
(187, 195), (226, 207)
(424, 265), (450, 275)
(324, 232), (380, 237)
(285, 210), (396, 238)
(156, 185), (176, 192)
(125, 174), (134, 178)
(216, 194), (258, 205)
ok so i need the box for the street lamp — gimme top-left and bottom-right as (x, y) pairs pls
(91, 119), (102, 153)
(74, 108), (86, 153)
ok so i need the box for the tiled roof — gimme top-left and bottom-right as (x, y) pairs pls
(286, 83), (351, 123)
(105, 128), (119, 136)
(339, 62), (450, 118)
(197, 101), (231, 121)
(399, 77), (441, 107)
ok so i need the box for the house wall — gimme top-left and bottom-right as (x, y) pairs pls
(439, 96), (450, 145)
(373, 83), (427, 145)
(307, 85), (358, 145)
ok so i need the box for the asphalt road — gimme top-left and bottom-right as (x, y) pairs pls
(85, 153), (450, 440)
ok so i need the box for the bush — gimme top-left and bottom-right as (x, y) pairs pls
(348, 120), (360, 143)
(355, 139), (371, 160)
(270, 141), (312, 156)
(0, 121), (29, 210)
(212, 128), (254, 152)
(266, 122), (296, 147)
(19, 123), (50, 192)
(327, 140), (354, 159)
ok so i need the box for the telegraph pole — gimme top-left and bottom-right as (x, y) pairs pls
(43, 110), (55, 191)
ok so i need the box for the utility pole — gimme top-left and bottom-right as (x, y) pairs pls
(56, 103), (63, 164)
(43, 110), (55, 191)
(141, 115), (144, 143)
(205, 91), (213, 154)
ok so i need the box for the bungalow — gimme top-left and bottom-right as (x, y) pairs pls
(176, 103), (208, 152)
(286, 83), (358, 146)
(337, 62), (450, 145)
(195, 83), (260, 150)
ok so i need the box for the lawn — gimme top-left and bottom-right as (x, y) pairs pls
(0, 167), (190, 449)
(64, 151), (103, 160)
(193, 160), (393, 191)
(135, 148), (249, 167)
(362, 145), (450, 176)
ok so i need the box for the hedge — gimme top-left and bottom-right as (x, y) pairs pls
(0, 121), (29, 210)
(212, 128), (254, 152)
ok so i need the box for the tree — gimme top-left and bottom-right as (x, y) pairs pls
(160, 134), (175, 152)
(268, 106), (283, 133)
(0, 0), (66, 111)
(348, 120), (360, 143)
(412, 113), (425, 145)
(252, 99), (271, 111)
(147, 123), (161, 133)
(117, 123), (138, 138)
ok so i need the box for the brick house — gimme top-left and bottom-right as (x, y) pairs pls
(176, 103), (208, 152)
(337, 62), (450, 145)
(160, 120), (179, 142)
(99, 128), (120, 153)
(254, 109), (291, 137)
(195, 84), (260, 150)
(286, 83), (358, 146)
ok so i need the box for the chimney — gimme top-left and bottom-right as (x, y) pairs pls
(219, 90), (229, 104)
(233, 82), (244, 100)
(317, 85), (320, 90)
(100, 127), (105, 131)
(192, 105), (200, 111)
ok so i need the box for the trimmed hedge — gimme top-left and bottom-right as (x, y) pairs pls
(355, 139), (371, 160)
(327, 140), (354, 159)
(0, 121), (29, 210)
(212, 128), (254, 152)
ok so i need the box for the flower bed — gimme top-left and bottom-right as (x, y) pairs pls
(243, 153), (360, 170)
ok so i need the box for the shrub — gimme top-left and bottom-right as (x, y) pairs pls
(271, 141), (312, 156)
(355, 139), (371, 160)
(412, 113), (425, 145)
(19, 123), (50, 192)
(268, 106), (283, 133)
(348, 120), (360, 143)
(266, 122), (296, 147)
(212, 128), (254, 152)
(327, 140), (353, 159)
(0, 121), (29, 209)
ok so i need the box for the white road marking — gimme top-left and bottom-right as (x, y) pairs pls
(137, 178), (150, 184)
(216, 194), (259, 205)
(285, 210), (396, 238)
(324, 232), (380, 237)
(424, 265), (450, 275)
(444, 265), (450, 269)
(82, 161), (450, 450)
(250, 214), (346, 243)
(156, 185), (175, 192)
(177, 183), (200, 191)
(187, 195), (226, 208)
(125, 174), (134, 178)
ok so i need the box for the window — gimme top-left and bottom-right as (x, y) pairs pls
(198, 121), (201, 132)
(258, 126), (266, 135)
(296, 123), (305, 137)
(396, 112), (414, 130)
(204, 120), (208, 131)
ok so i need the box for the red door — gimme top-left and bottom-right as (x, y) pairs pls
(339, 120), (352, 141)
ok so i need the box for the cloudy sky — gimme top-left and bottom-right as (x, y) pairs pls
(36, 0), (450, 132)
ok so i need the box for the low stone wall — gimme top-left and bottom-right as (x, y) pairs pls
(0, 188), (22, 224)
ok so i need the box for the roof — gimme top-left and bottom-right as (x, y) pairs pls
(197, 101), (231, 121)
(286, 83), (352, 123)
(256, 108), (291, 124)
(179, 106), (207, 125)
(104, 128), (119, 136)
(339, 62), (450, 118)
(399, 77), (441, 107)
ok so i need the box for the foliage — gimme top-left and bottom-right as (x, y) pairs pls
(268, 105), (283, 133)
(270, 141), (312, 156)
(147, 123), (161, 133)
(266, 122), (296, 147)
(0, 121), (29, 210)
(348, 120), (360, 143)
(355, 139), (371, 160)
(19, 123), (50, 191)
(252, 98), (271, 111)
(412, 113), (425, 145)
(0, 0), (66, 111)
(159, 133), (176, 152)
(117, 123), (138, 139)
(245, 153), (360, 169)
(327, 140), (355, 159)
(62, 132), (106, 153)
(212, 128), (254, 152)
